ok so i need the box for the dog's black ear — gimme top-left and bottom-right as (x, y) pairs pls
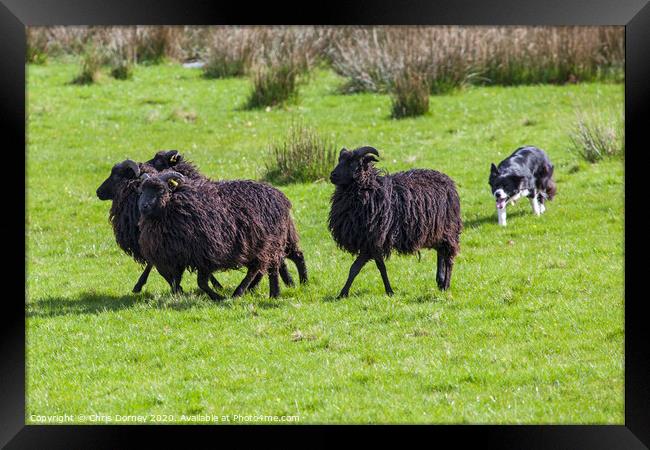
(490, 163), (499, 176)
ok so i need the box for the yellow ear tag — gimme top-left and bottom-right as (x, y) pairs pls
(169, 179), (179, 188)
(170, 154), (178, 163)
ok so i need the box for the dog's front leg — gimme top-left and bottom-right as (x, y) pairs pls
(530, 190), (542, 216)
(497, 205), (507, 226)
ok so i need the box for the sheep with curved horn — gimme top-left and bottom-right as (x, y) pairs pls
(328, 146), (462, 297)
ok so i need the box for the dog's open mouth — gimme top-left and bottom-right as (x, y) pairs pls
(496, 198), (507, 209)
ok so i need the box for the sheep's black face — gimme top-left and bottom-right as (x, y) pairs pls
(330, 147), (380, 186)
(329, 150), (358, 186)
(138, 179), (168, 218)
(147, 150), (182, 171)
(96, 160), (140, 200)
(138, 172), (184, 218)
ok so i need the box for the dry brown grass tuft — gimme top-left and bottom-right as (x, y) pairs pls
(30, 25), (623, 91)
(328, 26), (623, 94)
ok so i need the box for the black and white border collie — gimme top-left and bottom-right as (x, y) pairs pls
(489, 146), (557, 226)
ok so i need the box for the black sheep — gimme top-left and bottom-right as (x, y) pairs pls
(145, 149), (307, 287)
(96, 159), (222, 292)
(138, 171), (306, 300)
(328, 146), (462, 297)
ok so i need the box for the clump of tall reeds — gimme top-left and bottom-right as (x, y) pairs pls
(203, 26), (329, 79)
(329, 27), (474, 94)
(26, 28), (49, 64)
(203, 28), (256, 78)
(245, 63), (298, 109)
(71, 43), (104, 85)
(568, 108), (624, 162)
(106, 28), (135, 80)
(329, 26), (624, 94)
(134, 27), (176, 64)
(264, 121), (338, 184)
(390, 69), (430, 118)
(242, 27), (331, 108)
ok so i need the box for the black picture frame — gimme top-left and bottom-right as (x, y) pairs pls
(4, 0), (648, 447)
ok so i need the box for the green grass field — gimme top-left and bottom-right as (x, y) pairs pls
(26, 62), (624, 424)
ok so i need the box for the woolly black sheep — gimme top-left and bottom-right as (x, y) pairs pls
(96, 159), (222, 293)
(328, 146), (462, 297)
(145, 149), (307, 287)
(137, 171), (306, 300)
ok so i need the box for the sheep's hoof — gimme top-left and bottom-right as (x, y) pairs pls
(386, 290), (395, 297)
(337, 292), (349, 299)
(132, 285), (143, 294)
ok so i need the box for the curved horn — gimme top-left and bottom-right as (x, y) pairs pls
(167, 150), (181, 164)
(353, 146), (380, 159)
(123, 159), (140, 178)
(158, 171), (185, 183)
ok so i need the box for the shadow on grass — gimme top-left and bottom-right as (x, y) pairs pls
(27, 290), (234, 319)
(321, 288), (376, 302)
(27, 292), (143, 318)
(463, 209), (527, 229)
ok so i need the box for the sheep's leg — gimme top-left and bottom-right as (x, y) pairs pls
(132, 263), (153, 293)
(288, 250), (308, 284)
(172, 272), (184, 294)
(233, 268), (259, 298)
(443, 256), (455, 290)
(269, 267), (281, 298)
(436, 249), (454, 291)
(279, 260), (295, 287)
(374, 257), (394, 296)
(436, 252), (446, 289)
(247, 272), (264, 292)
(198, 270), (224, 301)
(159, 268), (183, 294)
(209, 274), (223, 290)
(338, 254), (370, 298)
